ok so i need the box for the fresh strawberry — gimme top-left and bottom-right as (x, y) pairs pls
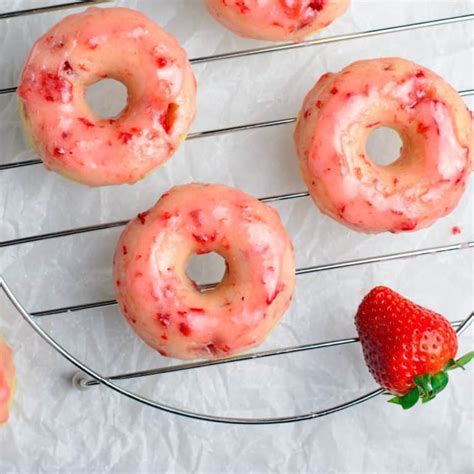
(355, 286), (473, 409)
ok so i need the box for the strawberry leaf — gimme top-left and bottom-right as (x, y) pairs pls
(445, 351), (474, 371)
(444, 359), (457, 370)
(388, 387), (420, 410)
(431, 371), (449, 395)
(455, 351), (474, 368)
(421, 393), (436, 404)
(387, 396), (402, 405)
(414, 374), (430, 397)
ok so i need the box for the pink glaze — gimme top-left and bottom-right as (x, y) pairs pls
(294, 58), (473, 233)
(17, 7), (196, 186)
(113, 184), (295, 360)
(204, 0), (349, 42)
(0, 337), (15, 427)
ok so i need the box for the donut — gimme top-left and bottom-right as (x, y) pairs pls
(294, 58), (473, 233)
(113, 183), (295, 360)
(0, 337), (15, 427)
(204, 0), (350, 42)
(17, 7), (196, 186)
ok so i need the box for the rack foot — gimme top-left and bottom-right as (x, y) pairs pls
(72, 372), (91, 391)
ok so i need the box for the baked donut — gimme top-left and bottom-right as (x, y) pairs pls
(294, 58), (473, 233)
(204, 0), (350, 42)
(17, 7), (196, 186)
(113, 184), (295, 360)
(0, 337), (15, 427)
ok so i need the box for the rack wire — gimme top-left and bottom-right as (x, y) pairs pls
(0, 0), (473, 424)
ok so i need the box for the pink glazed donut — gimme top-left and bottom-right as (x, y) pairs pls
(204, 0), (350, 42)
(17, 7), (196, 186)
(294, 58), (473, 233)
(113, 184), (295, 360)
(0, 337), (15, 427)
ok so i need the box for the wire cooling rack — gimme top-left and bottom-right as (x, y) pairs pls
(0, 0), (473, 424)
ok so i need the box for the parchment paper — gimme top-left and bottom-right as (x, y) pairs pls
(0, 0), (473, 472)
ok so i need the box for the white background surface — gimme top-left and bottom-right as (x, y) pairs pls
(0, 0), (473, 472)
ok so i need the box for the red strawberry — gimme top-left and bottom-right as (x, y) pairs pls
(355, 286), (473, 409)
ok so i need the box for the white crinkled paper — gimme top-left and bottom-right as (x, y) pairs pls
(0, 0), (473, 472)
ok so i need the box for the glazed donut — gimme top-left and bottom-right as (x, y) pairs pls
(17, 7), (196, 186)
(204, 0), (350, 42)
(294, 58), (473, 233)
(0, 337), (15, 427)
(113, 184), (295, 360)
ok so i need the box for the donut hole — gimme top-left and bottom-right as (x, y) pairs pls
(85, 79), (128, 118)
(186, 252), (227, 292)
(366, 126), (403, 166)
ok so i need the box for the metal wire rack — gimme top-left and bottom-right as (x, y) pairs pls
(0, 0), (473, 424)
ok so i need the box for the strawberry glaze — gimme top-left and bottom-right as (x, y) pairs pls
(113, 184), (295, 360)
(0, 337), (15, 427)
(204, 0), (350, 42)
(17, 7), (196, 186)
(294, 58), (473, 233)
